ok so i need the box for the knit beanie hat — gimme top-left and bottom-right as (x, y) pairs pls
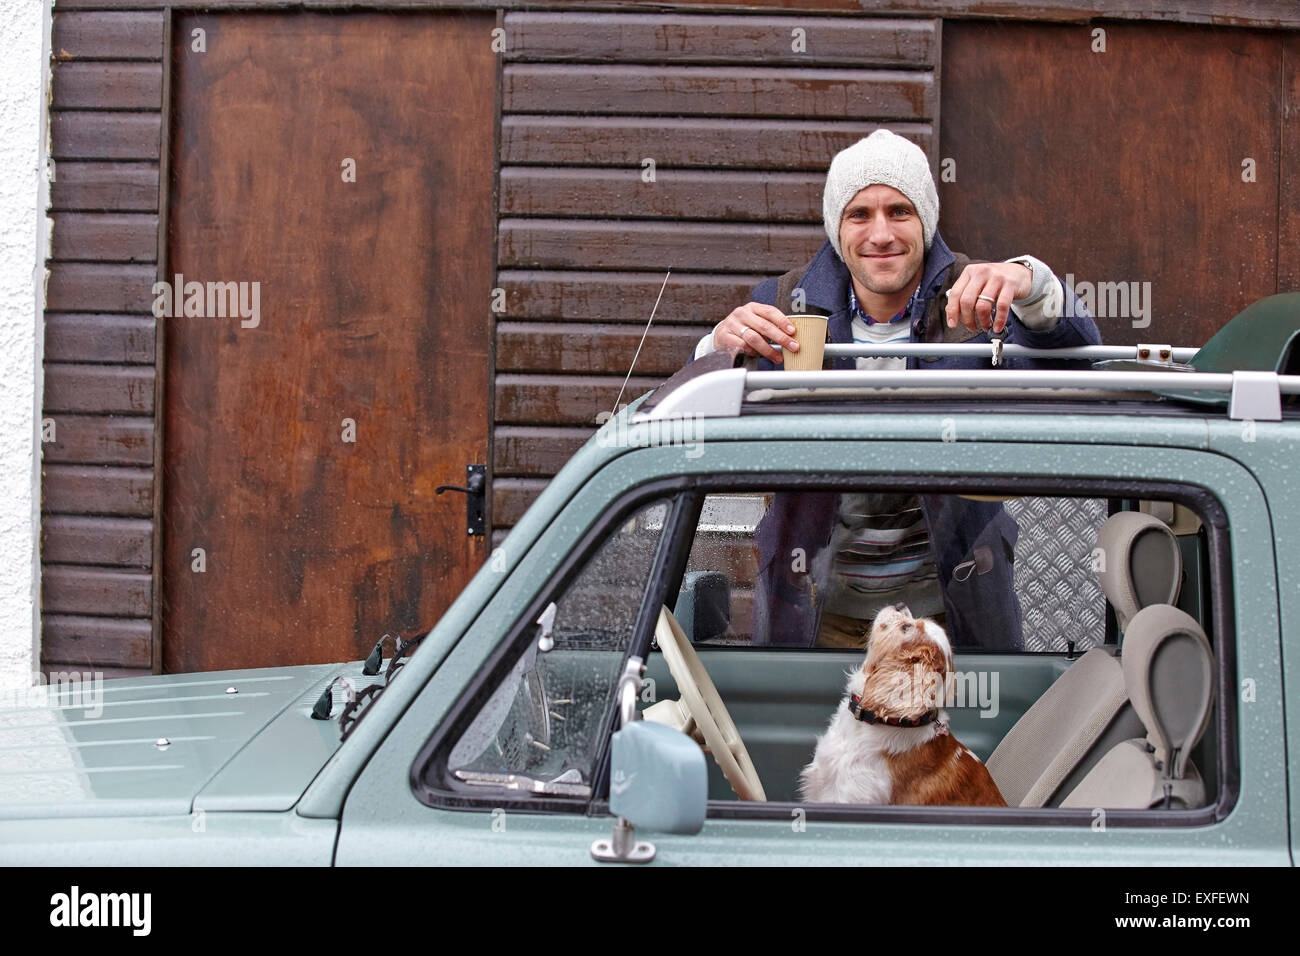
(822, 129), (939, 258)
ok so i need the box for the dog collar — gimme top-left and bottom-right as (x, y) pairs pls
(848, 694), (940, 728)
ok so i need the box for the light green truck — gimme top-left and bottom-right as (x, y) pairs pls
(3, 296), (1297, 865)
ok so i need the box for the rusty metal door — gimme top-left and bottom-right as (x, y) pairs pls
(162, 12), (495, 671)
(939, 21), (1285, 347)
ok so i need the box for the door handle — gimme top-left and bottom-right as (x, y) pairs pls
(436, 464), (486, 536)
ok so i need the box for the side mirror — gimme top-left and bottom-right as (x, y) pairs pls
(673, 571), (731, 643)
(593, 656), (706, 863)
(609, 721), (707, 835)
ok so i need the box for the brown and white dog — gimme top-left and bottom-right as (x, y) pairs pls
(799, 604), (1006, 806)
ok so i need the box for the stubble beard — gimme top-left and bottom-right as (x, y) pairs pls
(851, 256), (923, 298)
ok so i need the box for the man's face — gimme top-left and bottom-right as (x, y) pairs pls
(838, 184), (925, 298)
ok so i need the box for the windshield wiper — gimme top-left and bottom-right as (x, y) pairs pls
(309, 631), (429, 735)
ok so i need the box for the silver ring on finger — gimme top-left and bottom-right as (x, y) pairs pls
(977, 294), (997, 304)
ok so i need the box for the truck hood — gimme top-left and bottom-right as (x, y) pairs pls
(0, 663), (372, 819)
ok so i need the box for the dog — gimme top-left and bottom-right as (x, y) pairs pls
(799, 603), (1006, 806)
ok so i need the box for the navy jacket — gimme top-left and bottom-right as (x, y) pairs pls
(749, 234), (1102, 649)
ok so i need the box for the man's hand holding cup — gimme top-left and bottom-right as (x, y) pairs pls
(713, 303), (800, 364)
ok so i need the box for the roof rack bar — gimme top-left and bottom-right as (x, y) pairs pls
(818, 343), (1198, 362)
(638, 367), (747, 421)
(637, 367), (1296, 423)
(747, 369), (1300, 393)
(745, 369), (1297, 421)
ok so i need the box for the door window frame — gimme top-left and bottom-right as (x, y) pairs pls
(410, 478), (697, 815)
(607, 470), (1239, 830)
(411, 463), (1242, 831)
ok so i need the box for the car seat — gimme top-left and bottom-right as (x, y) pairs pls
(985, 511), (1182, 807)
(1061, 604), (1214, 809)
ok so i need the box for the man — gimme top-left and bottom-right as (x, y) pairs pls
(693, 130), (1102, 650)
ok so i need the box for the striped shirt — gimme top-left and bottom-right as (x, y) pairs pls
(826, 313), (944, 620)
(850, 314), (910, 371)
(824, 493), (945, 621)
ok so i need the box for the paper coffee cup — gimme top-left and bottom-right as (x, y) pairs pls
(782, 314), (828, 371)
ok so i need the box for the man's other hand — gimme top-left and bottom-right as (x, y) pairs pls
(713, 303), (800, 364)
(945, 262), (1033, 333)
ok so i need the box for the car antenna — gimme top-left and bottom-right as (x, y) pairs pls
(610, 267), (672, 417)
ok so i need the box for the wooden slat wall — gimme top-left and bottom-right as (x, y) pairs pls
(35, 4), (1300, 670)
(494, 11), (938, 531)
(42, 10), (166, 678)
(40, 7), (940, 662)
(43, 0), (1300, 31)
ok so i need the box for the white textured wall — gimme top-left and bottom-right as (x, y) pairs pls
(0, 0), (51, 692)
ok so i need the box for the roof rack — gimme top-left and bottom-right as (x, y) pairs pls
(634, 345), (1299, 424)
(635, 294), (1300, 423)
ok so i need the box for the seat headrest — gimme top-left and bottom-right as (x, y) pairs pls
(1096, 511), (1182, 628)
(1120, 604), (1214, 780)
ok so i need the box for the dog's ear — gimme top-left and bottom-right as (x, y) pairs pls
(914, 642), (950, 710)
(907, 641), (948, 679)
(914, 626), (956, 704)
(916, 620), (954, 670)
(858, 657), (912, 721)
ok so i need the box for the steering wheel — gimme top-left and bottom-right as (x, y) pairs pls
(649, 605), (766, 801)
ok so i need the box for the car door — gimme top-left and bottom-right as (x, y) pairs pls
(332, 435), (1287, 865)
(332, 450), (685, 864)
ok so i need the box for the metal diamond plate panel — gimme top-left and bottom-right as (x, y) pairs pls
(1005, 497), (1108, 653)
